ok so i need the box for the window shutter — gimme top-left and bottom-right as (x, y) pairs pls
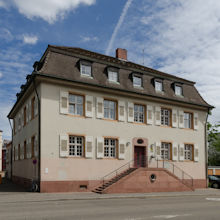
(28, 100), (32, 121)
(179, 110), (184, 128)
(20, 143), (24, 160)
(60, 91), (69, 115)
(127, 102), (134, 122)
(194, 144), (199, 162)
(59, 134), (69, 158)
(96, 97), (104, 119)
(179, 144), (184, 161)
(147, 105), (153, 125)
(21, 110), (24, 127)
(155, 142), (161, 160)
(155, 106), (161, 126)
(26, 103), (29, 123)
(18, 114), (21, 130)
(85, 95), (93, 118)
(34, 135), (38, 157)
(172, 142), (178, 161)
(15, 145), (18, 160)
(118, 101), (125, 121)
(34, 96), (38, 116)
(85, 136), (93, 158)
(96, 137), (104, 158)
(118, 139), (126, 159)
(172, 109), (178, 128)
(194, 113), (199, 130)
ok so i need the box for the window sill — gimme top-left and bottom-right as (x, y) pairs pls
(133, 86), (144, 90)
(80, 74), (93, 79)
(102, 118), (118, 122)
(155, 90), (164, 95)
(67, 114), (85, 118)
(133, 122), (146, 125)
(108, 80), (120, 85)
(175, 94), (184, 98)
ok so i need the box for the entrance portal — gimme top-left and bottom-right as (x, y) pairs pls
(134, 146), (146, 167)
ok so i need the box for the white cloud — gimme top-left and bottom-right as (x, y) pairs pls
(0, 28), (13, 42)
(0, 72), (2, 79)
(23, 35), (38, 45)
(112, 0), (220, 125)
(105, 0), (133, 55)
(0, 0), (8, 8)
(81, 36), (99, 43)
(1, 0), (96, 24)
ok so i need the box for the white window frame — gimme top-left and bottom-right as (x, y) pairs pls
(69, 136), (84, 157)
(175, 85), (183, 96)
(161, 142), (171, 160)
(68, 94), (84, 116)
(161, 108), (171, 126)
(184, 144), (193, 161)
(80, 63), (92, 77)
(104, 99), (117, 120)
(155, 80), (163, 92)
(134, 104), (145, 123)
(108, 70), (118, 83)
(184, 112), (193, 129)
(104, 138), (117, 158)
(133, 76), (142, 87)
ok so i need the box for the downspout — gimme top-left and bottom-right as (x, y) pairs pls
(33, 76), (41, 191)
(8, 118), (13, 180)
(205, 109), (209, 188)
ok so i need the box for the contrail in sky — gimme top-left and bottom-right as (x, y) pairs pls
(105, 0), (133, 55)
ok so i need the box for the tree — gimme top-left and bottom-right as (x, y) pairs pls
(208, 122), (220, 166)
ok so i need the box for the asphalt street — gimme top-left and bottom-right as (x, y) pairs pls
(0, 193), (220, 220)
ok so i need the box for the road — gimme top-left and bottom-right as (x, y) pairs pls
(0, 194), (219, 220)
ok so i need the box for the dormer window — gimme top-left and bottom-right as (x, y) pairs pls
(133, 75), (142, 87)
(155, 80), (163, 92)
(80, 60), (92, 77)
(175, 84), (183, 96)
(108, 69), (118, 83)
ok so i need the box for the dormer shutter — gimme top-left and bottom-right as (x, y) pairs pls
(118, 101), (125, 121)
(60, 91), (69, 115)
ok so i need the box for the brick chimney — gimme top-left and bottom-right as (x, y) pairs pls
(116, 48), (127, 60)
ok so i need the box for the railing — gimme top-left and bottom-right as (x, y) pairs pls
(95, 156), (193, 190)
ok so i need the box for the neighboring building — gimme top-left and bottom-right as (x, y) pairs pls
(6, 141), (12, 179)
(8, 45), (213, 193)
(2, 140), (10, 171)
(0, 130), (2, 172)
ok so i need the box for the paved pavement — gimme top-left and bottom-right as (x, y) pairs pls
(0, 179), (220, 219)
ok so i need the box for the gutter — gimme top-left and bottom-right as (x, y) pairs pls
(33, 77), (41, 191)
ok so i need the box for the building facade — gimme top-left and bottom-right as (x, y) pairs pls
(8, 46), (213, 193)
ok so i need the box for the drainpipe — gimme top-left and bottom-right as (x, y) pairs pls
(8, 119), (13, 180)
(33, 76), (41, 191)
(205, 109), (209, 188)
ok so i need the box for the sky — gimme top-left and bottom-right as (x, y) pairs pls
(0, 0), (220, 139)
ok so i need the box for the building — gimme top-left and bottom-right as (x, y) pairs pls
(8, 45), (213, 193)
(6, 141), (12, 179)
(2, 140), (10, 171)
(0, 130), (2, 172)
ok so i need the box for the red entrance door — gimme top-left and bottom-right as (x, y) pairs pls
(134, 146), (146, 167)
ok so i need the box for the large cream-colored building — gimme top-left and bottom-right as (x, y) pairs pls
(8, 46), (213, 193)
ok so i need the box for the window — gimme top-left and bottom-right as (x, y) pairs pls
(80, 64), (91, 77)
(31, 97), (35, 119)
(133, 76), (142, 87)
(104, 138), (117, 158)
(184, 112), (193, 129)
(161, 142), (171, 160)
(69, 136), (84, 157)
(31, 136), (35, 158)
(155, 80), (163, 92)
(134, 104), (145, 123)
(161, 108), (171, 126)
(184, 144), (193, 160)
(69, 94), (84, 116)
(104, 100), (117, 120)
(175, 85), (183, 96)
(108, 70), (118, 83)
(24, 106), (26, 126)
(24, 140), (27, 159)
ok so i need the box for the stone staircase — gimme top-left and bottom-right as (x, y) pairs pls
(92, 167), (137, 194)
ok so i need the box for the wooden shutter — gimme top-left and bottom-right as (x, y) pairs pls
(155, 142), (161, 160)
(85, 95), (93, 118)
(194, 113), (199, 130)
(60, 91), (69, 115)
(34, 96), (38, 116)
(118, 101), (125, 121)
(194, 144), (199, 162)
(179, 110), (184, 128)
(155, 106), (161, 126)
(59, 134), (69, 158)
(179, 144), (184, 161)
(85, 136), (93, 158)
(118, 139), (126, 159)
(172, 109), (178, 128)
(172, 142), (178, 161)
(34, 135), (38, 157)
(96, 137), (104, 158)
(147, 105), (153, 125)
(96, 97), (104, 119)
(127, 102), (134, 122)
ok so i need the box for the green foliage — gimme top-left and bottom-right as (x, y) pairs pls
(208, 122), (220, 166)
